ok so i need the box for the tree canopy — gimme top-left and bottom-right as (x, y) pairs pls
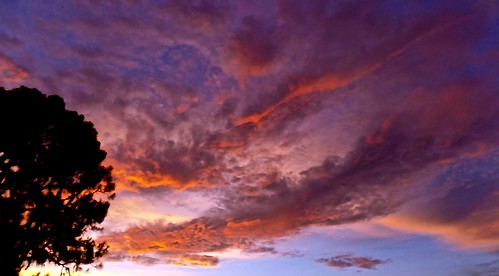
(0, 86), (115, 275)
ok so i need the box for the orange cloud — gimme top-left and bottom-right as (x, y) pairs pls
(174, 254), (219, 267)
(107, 144), (223, 191)
(100, 215), (287, 267)
(378, 211), (499, 251)
(116, 169), (200, 191)
(0, 55), (28, 85)
(102, 219), (227, 255)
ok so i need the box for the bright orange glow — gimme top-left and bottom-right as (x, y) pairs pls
(378, 213), (499, 251)
(110, 167), (200, 191)
(174, 254), (218, 267)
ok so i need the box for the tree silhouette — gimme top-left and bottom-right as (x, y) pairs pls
(0, 86), (115, 275)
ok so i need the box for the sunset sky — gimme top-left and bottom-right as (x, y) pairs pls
(1, 1), (498, 275)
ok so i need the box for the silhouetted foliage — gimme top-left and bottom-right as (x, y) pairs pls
(0, 86), (115, 275)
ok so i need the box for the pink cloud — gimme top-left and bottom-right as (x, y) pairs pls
(0, 54), (28, 88)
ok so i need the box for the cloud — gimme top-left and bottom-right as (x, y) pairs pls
(0, 31), (23, 50)
(103, 218), (227, 254)
(99, 72), (499, 264)
(160, 44), (211, 88)
(233, 0), (494, 128)
(173, 254), (219, 267)
(378, 149), (499, 251)
(100, 217), (281, 267)
(109, 134), (225, 191)
(2, 0), (498, 271)
(228, 16), (280, 75)
(469, 258), (499, 276)
(0, 54), (28, 88)
(155, 0), (233, 34)
(102, 83), (499, 264)
(105, 252), (219, 267)
(316, 254), (391, 270)
(123, 254), (163, 266)
(221, 81), (499, 234)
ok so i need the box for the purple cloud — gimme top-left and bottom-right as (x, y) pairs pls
(316, 254), (391, 270)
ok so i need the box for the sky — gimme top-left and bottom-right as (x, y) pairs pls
(1, 1), (498, 275)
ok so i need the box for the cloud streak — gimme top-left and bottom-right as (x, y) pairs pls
(316, 254), (391, 270)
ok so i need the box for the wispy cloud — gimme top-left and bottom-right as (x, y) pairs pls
(0, 54), (28, 88)
(316, 254), (391, 270)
